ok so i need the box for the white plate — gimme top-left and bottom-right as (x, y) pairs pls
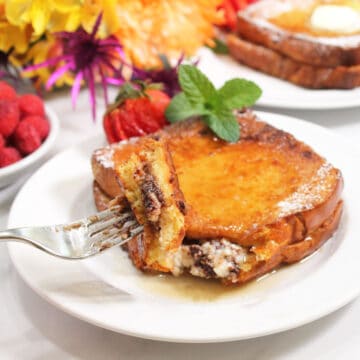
(7, 111), (360, 343)
(197, 48), (360, 110)
(0, 173), (30, 205)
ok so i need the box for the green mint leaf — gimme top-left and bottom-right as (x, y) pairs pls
(207, 39), (229, 54)
(178, 65), (217, 105)
(166, 64), (262, 143)
(218, 79), (262, 109)
(204, 106), (240, 143)
(165, 92), (208, 123)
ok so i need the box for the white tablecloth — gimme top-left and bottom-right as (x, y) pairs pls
(0, 89), (359, 359)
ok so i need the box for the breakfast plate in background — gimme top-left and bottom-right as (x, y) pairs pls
(197, 48), (360, 110)
(6, 111), (360, 342)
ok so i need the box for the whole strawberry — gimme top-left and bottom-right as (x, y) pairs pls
(0, 99), (19, 137)
(103, 83), (170, 143)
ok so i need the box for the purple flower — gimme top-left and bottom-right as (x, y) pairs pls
(25, 14), (125, 120)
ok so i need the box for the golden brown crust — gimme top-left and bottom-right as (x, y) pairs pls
(283, 201), (343, 263)
(92, 111), (343, 245)
(223, 200), (343, 285)
(92, 180), (111, 211)
(227, 34), (360, 89)
(236, 0), (360, 68)
(91, 111), (343, 284)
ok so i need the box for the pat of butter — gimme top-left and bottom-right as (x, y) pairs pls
(310, 5), (360, 34)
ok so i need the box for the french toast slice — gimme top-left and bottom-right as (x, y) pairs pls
(93, 180), (342, 284)
(236, 0), (360, 68)
(92, 111), (342, 244)
(115, 138), (186, 272)
(227, 34), (360, 89)
(91, 111), (343, 284)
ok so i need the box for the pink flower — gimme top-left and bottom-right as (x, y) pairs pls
(26, 14), (125, 120)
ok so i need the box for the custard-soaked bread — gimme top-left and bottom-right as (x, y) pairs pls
(93, 180), (343, 284)
(92, 111), (343, 284)
(115, 138), (186, 272)
(226, 0), (360, 88)
(93, 111), (342, 244)
(236, 0), (360, 68)
(227, 34), (360, 89)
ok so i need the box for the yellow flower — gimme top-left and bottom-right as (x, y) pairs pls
(0, 3), (32, 53)
(0, 22), (32, 54)
(79, 0), (120, 38)
(5, 0), (83, 36)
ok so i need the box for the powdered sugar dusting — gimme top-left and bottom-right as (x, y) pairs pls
(94, 137), (138, 168)
(94, 146), (115, 168)
(277, 162), (336, 217)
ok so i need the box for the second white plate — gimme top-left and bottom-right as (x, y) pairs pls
(198, 48), (360, 110)
(7, 111), (360, 342)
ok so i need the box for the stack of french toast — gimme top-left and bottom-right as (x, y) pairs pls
(227, 0), (360, 88)
(91, 110), (343, 285)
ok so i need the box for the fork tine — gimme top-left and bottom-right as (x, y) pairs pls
(86, 205), (122, 223)
(90, 225), (127, 243)
(89, 218), (139, 242)
(95, 225), (144, 248)
(88, 224), (143, 256)
(88, 212), (133, 235)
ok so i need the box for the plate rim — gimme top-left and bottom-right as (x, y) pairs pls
(198, 48), (360, 111)
(7, 110), (360, 342)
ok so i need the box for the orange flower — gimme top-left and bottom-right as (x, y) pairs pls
(113, 0), (224, 68)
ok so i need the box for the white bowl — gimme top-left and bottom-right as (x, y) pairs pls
(0, 105), (59, 189)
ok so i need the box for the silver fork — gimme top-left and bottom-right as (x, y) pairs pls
(0, 205), (143, 259)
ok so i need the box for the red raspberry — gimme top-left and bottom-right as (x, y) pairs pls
(0, 99), (19, 137)
(13, 121), (41, 155)
(18, 94), (45, 117)
(0, 134), (5, 149)
(0, 147), (21, 167)
(22, 115), (49, 140)
(0, 82), (17, 101)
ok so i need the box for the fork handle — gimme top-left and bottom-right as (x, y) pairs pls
(0, 227), (65, 258)
(0, 229), (28, 241)
(0, 228), (54, 250)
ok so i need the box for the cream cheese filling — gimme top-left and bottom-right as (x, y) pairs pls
(172, 239), (248, 281)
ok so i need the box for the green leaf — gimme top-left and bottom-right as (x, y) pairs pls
(218, 79), (262, 110)
(178, 65), (217, 105)
(165, 92), (208, 123)
(204, 106), (240, 143)
(206, 39), (229, 54)
(115, 82), (141, 103)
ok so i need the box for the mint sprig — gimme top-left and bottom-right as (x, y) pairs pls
(165, 65), (262, 142)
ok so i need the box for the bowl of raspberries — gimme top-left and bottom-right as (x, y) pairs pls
(0, 81), (59, 188)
